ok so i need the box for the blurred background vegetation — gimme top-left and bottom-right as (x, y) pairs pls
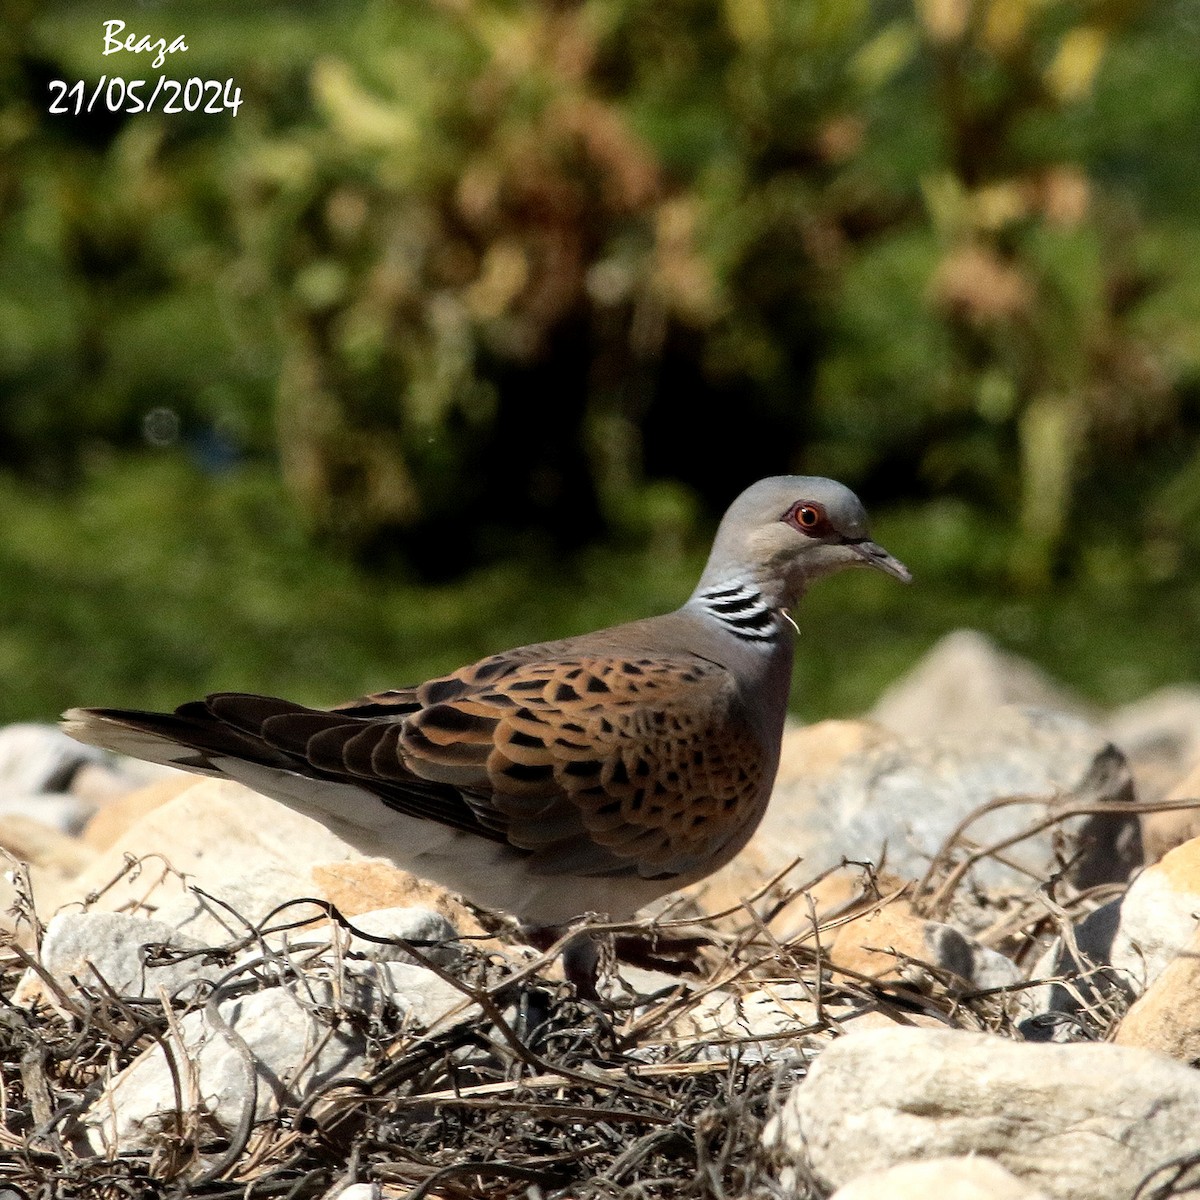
(1, 0), (1198, 723)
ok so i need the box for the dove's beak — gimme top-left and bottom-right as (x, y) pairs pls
(850, 539), (912, 584)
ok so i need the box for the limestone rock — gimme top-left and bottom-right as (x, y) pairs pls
(773, 719), (893, 788)
(833, 899), (905, 971)
(703, 706), (1137, 915)
(80, 775), (199, 850)
(670, 981), (825, 1057)
(0, 723), (106, 795)
(0, 792), (96, 836)
(1110, 835), (1200, 990)
(766, 1026), (1200, 1200)
(1107, 685), (1200, 803)
(14, 911), (211, 1009)
(82, 977), (372, 1154)
(42, 779), (362, 918)
(149, 863), (328, 945)
(342, 959), (475, 1030)
(0, 814), (97, 945)
(828, 1157), (1051, 1200)
(829, 900), (1021, 995)
(870, 629), (1090, 737)
(310, 858), (487, 938)
(81, 962), (473, 1155)
(1141, 758), (1200, 863)
(335, 905), (461, 967)
(42, 779), (487, 962)
(1114, 925), (1200, 1064)
(0, 813), (95, 877)
(670, 981), (945, 1060)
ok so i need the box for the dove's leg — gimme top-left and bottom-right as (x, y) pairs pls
(524, 925), (601, 1000)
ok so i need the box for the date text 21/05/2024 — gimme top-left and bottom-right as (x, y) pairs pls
(48, 21), (242, 117)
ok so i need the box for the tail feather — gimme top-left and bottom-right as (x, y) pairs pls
(61, 699), (305, 778)
(62, 694), (509, 844)
(204, 692), (324, 735)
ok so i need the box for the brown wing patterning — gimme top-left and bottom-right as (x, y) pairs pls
(204, 649), (767, 880)
(398, 652), (767, 878)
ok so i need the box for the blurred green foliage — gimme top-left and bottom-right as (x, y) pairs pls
(1, 0), (1199, 721)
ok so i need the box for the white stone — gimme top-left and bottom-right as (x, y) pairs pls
(675, 982), (825, 1060)
(672, 982), (947, 1062)
(828, 1157), (1051, 1200)
(342, 960), (476, 1030)
(766, 1026), (1200, 1200)
(335, 906), (460, 967)
(967, 942), (1024, 992)
(1107, 685), (1200, 802)
(83, 978), (366, 1153)
(46, 779), (364, 921)
(749, 706), (1137, 904)
(1110, 840), (1200, 991)
(0, 723), (106, 795)
(870, 629), (1089, 736)
(150, 863), (326, 946)
(14, 911), (211, 1009)
(323, 1187), (379, 1200)
(0, 792), (97, 836)
(80, 957), (472, 1155)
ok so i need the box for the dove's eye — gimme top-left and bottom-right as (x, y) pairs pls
(788, 502), (829, 536)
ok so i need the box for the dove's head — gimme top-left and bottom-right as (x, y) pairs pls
(697, 475), (911, 608)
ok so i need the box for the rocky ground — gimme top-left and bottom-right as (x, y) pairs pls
(2, 628), (1200, 1199)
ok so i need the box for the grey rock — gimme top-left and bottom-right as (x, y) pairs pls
(870, 629), (1091, 737)
(0, 792), (97, 836)
(49, 781), (362, 928)
(15, 911), (211, 1008)
(828, 1157), (1051, 1200)
(0, 723), (106, 796)
(337, 906), (460, 967)
(673, 981), (827, 1062)
(341, 959), (476, 1029)
(1107, 685), (1200, 803)
(150, 863), (327, 946)
(82, 976), (370, 1154)
(766, 1026), (1200, 1200)
(762, 705), (1138, 895)
(672, 982), (948, 1063)
(903, 921), (1023, 993)
(960, 938), (1024, 993)
(1110, 851), (1200, 991)
(80, 960), (473, 1155)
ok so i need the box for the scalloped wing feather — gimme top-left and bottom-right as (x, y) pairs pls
(65, 639), (771, 883)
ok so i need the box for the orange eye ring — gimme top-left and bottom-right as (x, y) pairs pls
(787, 500), (830, 536)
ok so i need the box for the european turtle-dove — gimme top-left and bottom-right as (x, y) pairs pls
(64, 477), (909, 986)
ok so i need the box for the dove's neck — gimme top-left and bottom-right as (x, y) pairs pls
(684, 573), (796, 750)
(688, 575), (786, 648)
